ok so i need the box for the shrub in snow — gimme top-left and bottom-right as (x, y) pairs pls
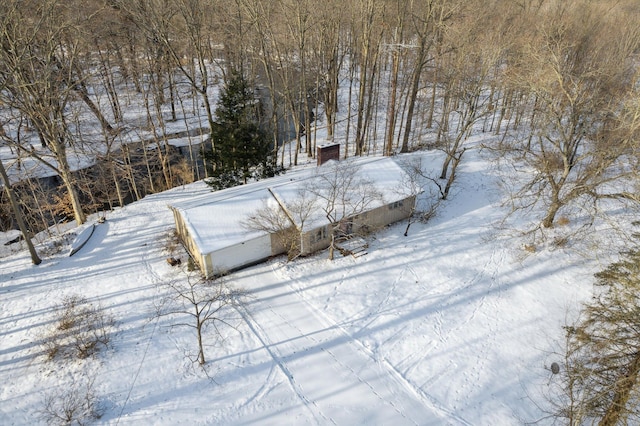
(41, 295), (114, 361)
(162, 228), (182, 255)
(38, 377), (103, 425)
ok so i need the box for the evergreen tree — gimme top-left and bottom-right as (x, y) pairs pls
(203, 70), (273, 189)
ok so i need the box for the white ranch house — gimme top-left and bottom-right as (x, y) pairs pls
(169, 156), (416, 278)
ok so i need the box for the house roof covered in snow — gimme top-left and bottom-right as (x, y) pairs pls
(169, 156), (414, 255)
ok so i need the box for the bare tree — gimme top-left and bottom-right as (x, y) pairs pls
(243, 188), (317, 260)
(399, 0), (459, 154)
(395, 157), (434, 237)
(157, 273), (247, 366)
(307, 160), (382, 259)
(283, 0), (316, 159)
(0, 0), (89, 225)
(435, 4), (502, 199)
(352, 0), (384, 157)
(382, 1), (409, 157)
(502, 1), (640, 228)
(0, 128), (41, 264)
(313, 1), (346, 142)
(10, 175), (60, 238)
(120, 0), (220, 148)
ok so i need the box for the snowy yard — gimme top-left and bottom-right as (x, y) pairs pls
(0, 147), (611, 424)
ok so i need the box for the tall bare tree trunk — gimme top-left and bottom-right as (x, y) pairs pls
(48, 138), (87, 225)
(0, 149), (41, 265)
(385, 47), (400, 156)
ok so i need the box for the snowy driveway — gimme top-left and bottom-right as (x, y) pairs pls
(232, 264), (465, 425)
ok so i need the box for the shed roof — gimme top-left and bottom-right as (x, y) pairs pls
(169, 156), (413, 255)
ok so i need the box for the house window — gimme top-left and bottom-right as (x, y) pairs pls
(389, 200), (404, 210)
(311, 226), (327, 243)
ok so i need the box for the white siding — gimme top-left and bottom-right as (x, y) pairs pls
(207, 234), (272, 276)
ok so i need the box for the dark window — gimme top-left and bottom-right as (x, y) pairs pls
(389, 200), (404, 210)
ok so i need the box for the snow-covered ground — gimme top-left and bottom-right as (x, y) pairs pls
(0, 143), (616, 425)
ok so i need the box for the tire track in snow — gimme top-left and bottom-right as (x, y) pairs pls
(258, 296), (417, 424)
(234, 302), (336, 425)
(278, 265), (472, 426)
(237, 357), (281, 409)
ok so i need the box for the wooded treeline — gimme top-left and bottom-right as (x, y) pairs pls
(1, 0), (639, 240)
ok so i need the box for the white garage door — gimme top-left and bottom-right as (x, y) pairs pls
(211, 234), (272, 274)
